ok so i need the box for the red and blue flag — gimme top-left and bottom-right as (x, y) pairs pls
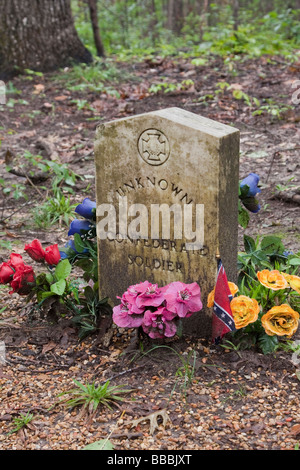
(212, 259), (236, 345)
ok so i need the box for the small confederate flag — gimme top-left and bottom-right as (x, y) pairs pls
(212, 258), (236, 345)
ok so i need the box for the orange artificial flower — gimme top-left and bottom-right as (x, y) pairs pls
(230, 295), (260, 329)
(261, 304), (299, 337)
(207, 282), (239, 308)
(281, 273), (300, 295)
(257, 269), (288, 291)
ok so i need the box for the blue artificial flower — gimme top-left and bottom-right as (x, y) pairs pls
(75, 198), (96, 220)
(68, 219), (93, 236)
(59, 250), (68, 260)
(243, 200), (261, 213)
(240, 173), (261, 197)
(59, 239), (88, 259)
(59, 240), (77, 259)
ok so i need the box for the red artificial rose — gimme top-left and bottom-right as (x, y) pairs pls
(44, 244), (61, 265)
(9, 265), (36, 295)
(9, 253), (24, 269)
(0, 262), (15, 284)
(24, 239), (45, 262)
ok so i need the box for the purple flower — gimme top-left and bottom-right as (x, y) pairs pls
(136, 283), (165, 309)
(68, 219), (93, 236)
(75, 198), (96, 220)
(240, 173), (261, 197)
(125, 281), (165, 310)
(142, 307), (177, 339)
(283, 250), (294, 257)
(163, 281), (202, 318)
(112, 299), (144, 328)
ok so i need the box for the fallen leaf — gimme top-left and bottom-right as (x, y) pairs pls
(33, 84), (45, 94)
(54, 95), (69, 101)
(290, 424), (300, 437)
(41, 341), (57, 354)
(130, 409), (170, 435)
(229, 83), (243, 90)
(5, 231), (18, 238)
(251, 422), (265, 434)
(41, 103), (53, 111)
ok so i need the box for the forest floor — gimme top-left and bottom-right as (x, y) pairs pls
(0, 53), (300, 451)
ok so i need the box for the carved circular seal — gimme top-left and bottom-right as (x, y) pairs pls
(138, 129), (170, 166)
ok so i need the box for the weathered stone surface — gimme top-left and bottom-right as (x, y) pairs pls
(94, 107), (240, 337)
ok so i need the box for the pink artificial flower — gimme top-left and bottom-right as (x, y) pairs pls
(142, 307), (177, 339)
(112, 299), (144, 328)
(163, 281), (202, 318)
(121, 288), (146, 314)
(133, 281), (165, 309)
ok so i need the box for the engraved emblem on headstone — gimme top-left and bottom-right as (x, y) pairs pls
(138, 129), (170, 166)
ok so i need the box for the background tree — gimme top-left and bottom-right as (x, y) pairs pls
(87, 0), (105, 57)
(167, 0), (184, 34)
(0, 0), (93, 79)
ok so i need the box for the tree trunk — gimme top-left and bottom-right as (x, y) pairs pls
(233, 0), (239, 31)
(167, 0), (184, 34)
(149, 0), (159, 45)
(0, 0), (93, 79)
(87, 0), (105, 57)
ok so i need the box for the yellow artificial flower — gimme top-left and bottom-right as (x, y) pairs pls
(281, 273), (300, 295)
(230, 295), (260, 329)
(257, 269), (288, 291)
(261, 304), (299, 337)
(207, 282), (239, 308)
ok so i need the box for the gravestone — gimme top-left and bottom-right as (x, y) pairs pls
(94, 107), (240, 337)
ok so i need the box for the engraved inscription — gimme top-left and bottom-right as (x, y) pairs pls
(138, 129), (170, 166)
(128, 254), (183, 273)
(116, 176), (193, 204)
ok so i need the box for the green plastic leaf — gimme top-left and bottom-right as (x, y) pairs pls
(238, 205), (249, 229)
(239, 184), (250, 199)
(260, 235), (284, 255)
(50, 279), (66, 296)
(45, 272), (54, 284)
(289, 258), (300, 266)
(55, 259), (71, 280)
(258, 333), (278, 355)
(38, 291), (55, 302)
(244, 235), (256, 254)
(84, 285), (96, 303)
(252, 250), (269, 263)
(74, 233), (87, 253)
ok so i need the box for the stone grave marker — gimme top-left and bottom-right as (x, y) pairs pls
(94, 107), (240, 337)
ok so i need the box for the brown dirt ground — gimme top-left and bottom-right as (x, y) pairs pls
(0, 54), (300, 451)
